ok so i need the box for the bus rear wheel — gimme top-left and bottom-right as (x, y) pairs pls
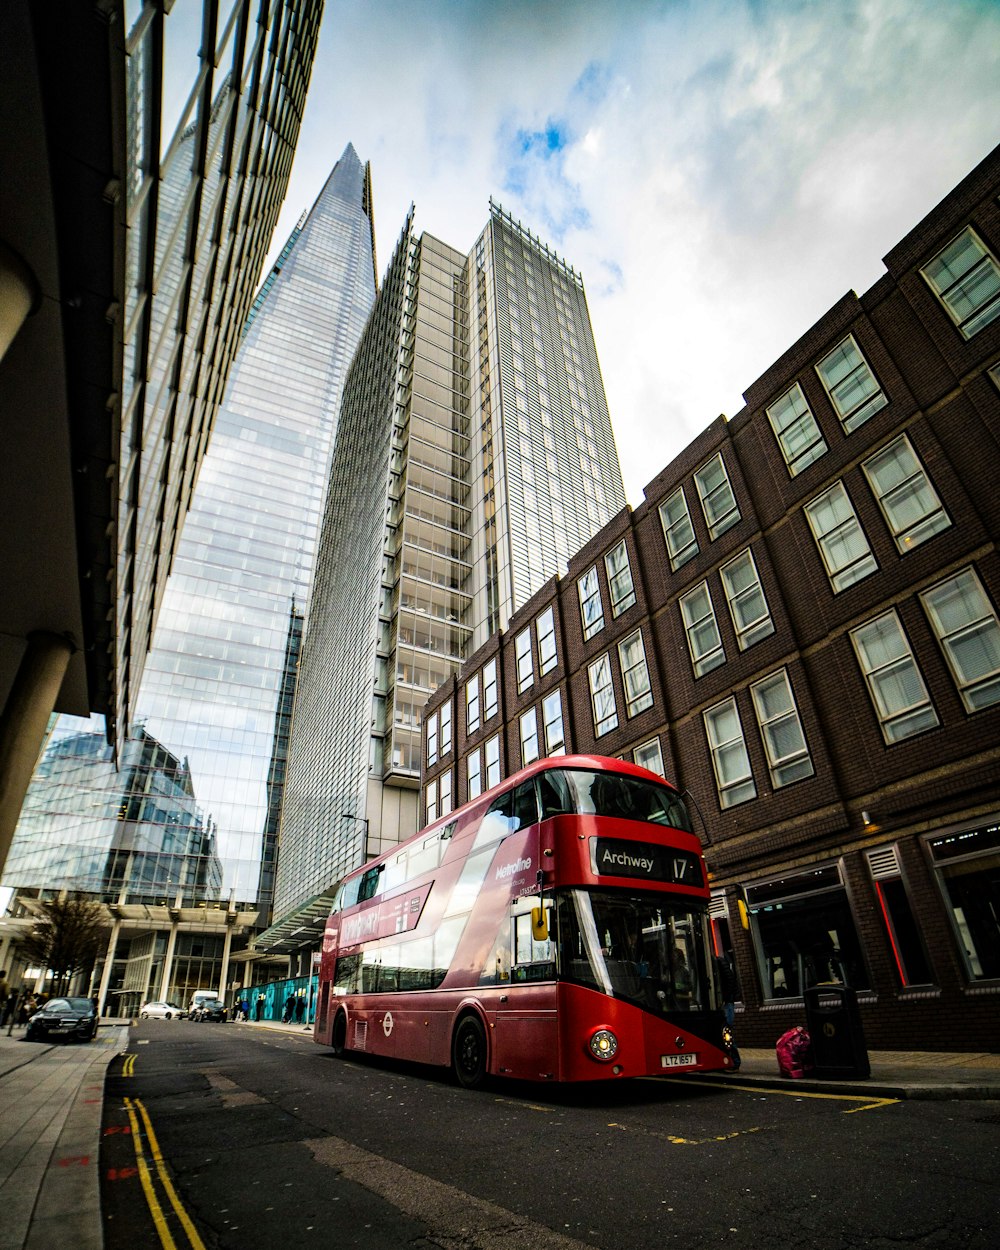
(452, 1014), (487, 1089)
(331, 1009), (347, 1057)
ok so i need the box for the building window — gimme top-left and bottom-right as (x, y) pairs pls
(483, 659), (498, 721)
(704, 697), (756, 808)
(537, 606), (557, 675)
(750, 669), (814, 787)
(588, 653), (619, 737)
(659, 487), (699, 570)
(425, 782), (437, 825)
(440, 700), (452, 756)
(862, 436), (950, 552)
(921, 568), (1000, 711)
(927, 821), (1000, 981)
(578, 566), (604, 640)
(467, 749), (482, 801)
(633, 738), (664, 777)
(680, 582), (725, 676)
(515, 628), (533, 693)
(520, 707), (539, 766)
(694, 453), (740, 539)
(866, 846), (933, 987)
(720, 549), (774, 650)
(766, 383), (828, 476)
(484, 734), (501, 788)
(804, 482), (878, 591)
(466, 677), (480, 735)
(542, 690), (565, 755)
(605, 540), (636, 617)
(921, 226), (1000, 339)
(850, 611), (939, 742)
(815, 335), (887, 432)
(439, 769), (452, 817)
(426, 712), (438, 768)
(745, 864), (870, 999)
(618, 630), (653, 718)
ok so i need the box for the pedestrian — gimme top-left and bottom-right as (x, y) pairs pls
(294, 995), (305, 1023)
(282, 992), (296, 1023)
(255, 992), (264, 1021)
(715, 952), (741, 1071)
(240, 996), (249, 1021)
(0, 970), (10, 1026)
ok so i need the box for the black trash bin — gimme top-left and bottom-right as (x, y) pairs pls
(803, 984), (870, 1079)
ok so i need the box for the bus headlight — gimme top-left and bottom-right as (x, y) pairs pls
(588, 1028), (619, 1061)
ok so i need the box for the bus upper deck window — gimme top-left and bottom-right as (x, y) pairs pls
(538, 770), (573, 819)
(357, 863), (384, 903)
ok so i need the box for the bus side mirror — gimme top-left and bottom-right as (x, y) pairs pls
(531, 906), (549, 942)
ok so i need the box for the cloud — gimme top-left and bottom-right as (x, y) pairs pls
(272, 0), (1000, 502)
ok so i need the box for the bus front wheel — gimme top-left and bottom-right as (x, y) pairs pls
(331, 1009), (347, 1057)
(452, 1015), (487, 1089)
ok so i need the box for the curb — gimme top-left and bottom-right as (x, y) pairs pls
(695, 1071), (1000, 1101)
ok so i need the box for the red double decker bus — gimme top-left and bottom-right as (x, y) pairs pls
(314, 755), (733, 1086)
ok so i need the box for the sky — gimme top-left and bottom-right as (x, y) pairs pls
(249, 0), (1000, 506)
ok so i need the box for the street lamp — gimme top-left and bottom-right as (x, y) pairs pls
(340, 812), (373, 861)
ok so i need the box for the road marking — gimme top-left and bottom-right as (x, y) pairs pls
(493, 1096), (557, 1113)
(653, 1076), (900, 1113)
(122, 1053), (137, 1077)
(305, 1134), (597, 1249)
(123, 1097), (207, 1250)
(607, 1120), (764, 1146)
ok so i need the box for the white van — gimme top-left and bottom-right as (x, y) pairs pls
(187, 990), (217, 1018)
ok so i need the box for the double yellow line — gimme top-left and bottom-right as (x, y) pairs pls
(123, 1096), (206, 1250)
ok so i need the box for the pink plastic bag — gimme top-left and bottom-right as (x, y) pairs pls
(775, 1025), (813, 1078)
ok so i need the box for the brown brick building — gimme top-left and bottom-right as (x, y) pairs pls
(420, 143), (1000, 1052)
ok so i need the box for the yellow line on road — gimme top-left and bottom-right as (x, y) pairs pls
(124, 1097), (177, 1250)
(122, 1053), (136, 1077)
(608, 1120), (764, 1146)
(655, 1076), (900, 1112)
(134, 1099), (207, 1250)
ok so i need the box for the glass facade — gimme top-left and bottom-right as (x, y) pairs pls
(273, 204), (627, 926)
(5, 145), (377, 912)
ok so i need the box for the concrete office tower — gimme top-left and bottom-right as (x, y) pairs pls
(268, 203), (625, 942)
(4, 145), (378, 912)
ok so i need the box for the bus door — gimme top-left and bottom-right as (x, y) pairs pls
(493, 894), (557, 1079)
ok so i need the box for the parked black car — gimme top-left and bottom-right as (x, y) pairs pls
(25, 996), (98, 1043)
(191, 998), (227, 1022)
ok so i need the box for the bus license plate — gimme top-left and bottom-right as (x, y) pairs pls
(661, 1053), (697, 1068)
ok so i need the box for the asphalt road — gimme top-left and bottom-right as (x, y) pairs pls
(100, 1021), (999, 1250)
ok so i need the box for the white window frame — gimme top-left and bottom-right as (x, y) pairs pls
(721, 549), (774, 650)
(578, 566), (605, 640)
(466, 676), (480, 735)
(766, 382), (827, 476)
(921, 568), (1000, 712)
(680, 581), (725, 676)
(704, 697), (756, 808)
(483, 658), (498, 720)
(695, 453), (740, 540)
(659, 487), (699, 570)
(485, 734), (501, 788)
(862, 435), (950, 553)
(618, 629), (653, 718)
(440, 699), (452, 756)
(425, 781), (437, 825)
(588, 653), (619, 737)
(750, 669), (814, 788)
(633, 738), (665, 777)
(542, 690), (565, 755)
(520, 707), (540, 766)
(515, 628), (533, 693)
(815, 334), (887, 432)
(921, 226), (1000, 339)
(605, 540), (636, 617)
(426, 711), (438, 768)
(467, 748), (482, 801)
(804, 481), (878, 591)
(850, 610), (940, 743)
(439, 768), (453, 817)
(537, 606), (557, 675)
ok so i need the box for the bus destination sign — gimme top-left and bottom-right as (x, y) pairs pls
(593, 838), (702, 887)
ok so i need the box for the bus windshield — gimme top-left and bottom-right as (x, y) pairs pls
(556, 888), (714, 1014)
(539, 769), (692, 832)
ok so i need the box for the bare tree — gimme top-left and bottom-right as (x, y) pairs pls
(19, 896), (108, 995)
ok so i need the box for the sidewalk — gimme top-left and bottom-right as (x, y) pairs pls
(0, 1021), (996, 1250)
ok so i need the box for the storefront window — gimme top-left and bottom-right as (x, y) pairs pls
(745, 864), (870, 999)
(927, 821), (1000, 981)
(866, 846), (933, 987)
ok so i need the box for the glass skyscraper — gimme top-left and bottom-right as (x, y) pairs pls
(270, 203), (626, 933)
(5, 144), (378, 913)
